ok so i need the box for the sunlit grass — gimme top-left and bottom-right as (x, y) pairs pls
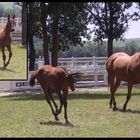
(0, 43), (27, 80)
(0, 87), (140, 137)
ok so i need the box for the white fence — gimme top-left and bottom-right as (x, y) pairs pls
(0, 17), (22, 31)
(0, 57), (108, 92)
(0, 17), (22, 42)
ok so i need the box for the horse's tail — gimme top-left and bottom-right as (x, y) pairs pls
(106, 55), (117, 90)
(107, 71), (115, 90)
(29, 70), (37, 87)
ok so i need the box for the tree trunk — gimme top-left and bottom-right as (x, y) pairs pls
(41, 2), (50, 65)
(28, 3), (35, 71)
(51, 4), (59, 67)
(22, 2), (27, 47)
(107, 37), (113, 57)
(108, 2), (113, 58)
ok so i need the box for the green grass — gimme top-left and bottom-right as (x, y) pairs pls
(0, 43), (27, 80)
(0, 88), (140, 137)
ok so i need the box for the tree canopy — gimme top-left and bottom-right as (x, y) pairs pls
(87, 2), (139, 57)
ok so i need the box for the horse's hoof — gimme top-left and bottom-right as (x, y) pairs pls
(123, 107), (126, 112)
(123, 105), (127, 111)
(113, 107), (117, 111)
(66, 121), (73, 127)
(55, 116), (59, 121)
(122, 109), (126, 112)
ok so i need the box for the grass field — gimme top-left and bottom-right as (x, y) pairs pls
(0, 43), (27, 80)
(0, 88), (140, 137)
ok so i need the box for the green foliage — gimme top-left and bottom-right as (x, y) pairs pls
(87, 2), (136, 42)
(58, 38), (140, 57)
(31, 2), (90, 50)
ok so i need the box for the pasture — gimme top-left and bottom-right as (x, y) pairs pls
(0, 43), (27, 80)
(0, 87), (140, 137)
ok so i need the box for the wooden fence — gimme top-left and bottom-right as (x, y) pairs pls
(37, 57), (108, 87)
(0, 17), (21, 29)
(0, 57), (108, 92)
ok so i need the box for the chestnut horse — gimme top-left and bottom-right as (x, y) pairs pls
(106, 52), (140, 111)
(29, 65), (75, 124)
(0, 15), (15, 68)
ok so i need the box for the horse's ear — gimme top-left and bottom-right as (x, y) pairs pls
(8, 14), (10, 21)
(13, 15), (15, 19)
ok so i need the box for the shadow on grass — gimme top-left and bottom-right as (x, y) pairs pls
(0, 67), (16, 73)
(2, 90), (140, 101)
(115, 108), (140, 114)
(40, 120), (74, 127)
(3, 92), (110, 101)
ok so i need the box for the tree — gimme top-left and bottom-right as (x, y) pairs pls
(87, 2), (137, 57)
(51, 3), (59, 66)
(16, 2), (27, 47)
(48, 2), (90, 66)
(40, 2), (50, 65)
(22, 2), (27, 47)
(28, 2), (90, 67)
(28, 2), (35, 71)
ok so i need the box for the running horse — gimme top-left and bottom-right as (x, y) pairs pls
(29, 65), (76, 124)
(0, 15), (15, 69)
(106, 52), (140, 111)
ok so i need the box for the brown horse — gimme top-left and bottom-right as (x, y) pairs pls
(106, 52), (140, 111)
(0, 15), (15, 69)
(29, 65), (75, 124)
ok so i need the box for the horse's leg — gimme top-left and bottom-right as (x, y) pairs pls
(49, 90), (64, 116)
(62, 89), (69, 124)
(108, 72), (115, 108)
(123, 83), (133, 110)
(2, 46), (6, 68)
(110, 79), (121, 110)
(5, 45), (12, 67)
(48, 88), (59, 114)
(57, 91), (64, 115)
(43, 87), (59, 121)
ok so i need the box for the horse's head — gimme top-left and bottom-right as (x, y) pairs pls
(6, 15), (16, 32)
(65, 70), (78, 92)
(66, 73), (75, 91)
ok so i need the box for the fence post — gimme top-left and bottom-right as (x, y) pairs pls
(38, 60), (44, 69)
(71, 57), (74, 70)
(94, 67), (98, 86)
(93, 56), (96, 68)
(16, 17), (19, 28)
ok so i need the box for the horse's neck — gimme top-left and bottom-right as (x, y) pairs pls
(3, 26), (11, 38)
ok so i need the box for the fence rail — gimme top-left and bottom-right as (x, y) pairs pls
(0, 17), (22, 31)
(0, 57), (109, 92)
(36, 57), (108, 87)
(37, 56), (107, 71)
